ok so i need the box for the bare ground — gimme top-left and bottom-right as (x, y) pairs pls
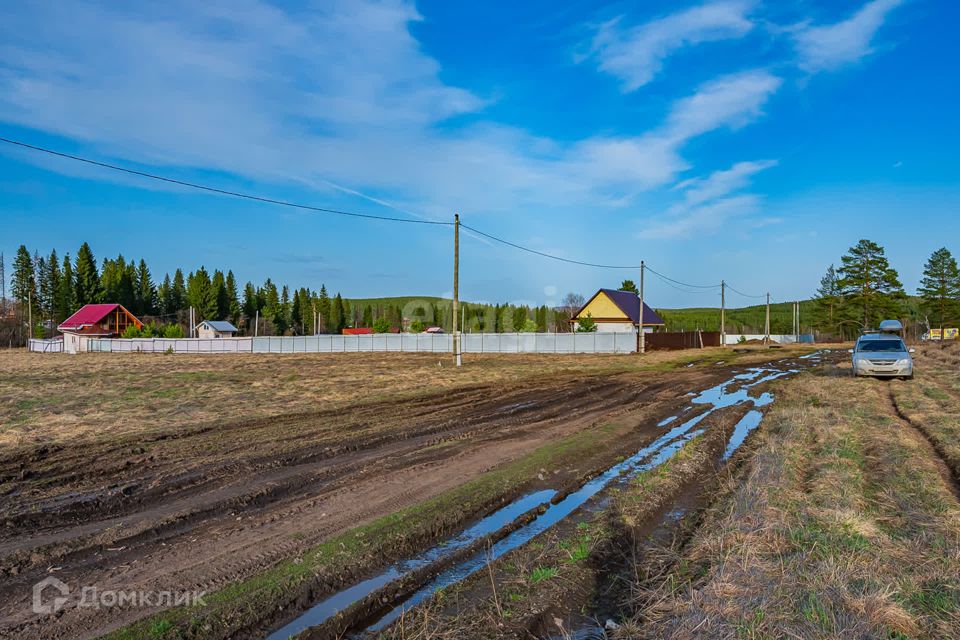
(0, 346), (817, 639)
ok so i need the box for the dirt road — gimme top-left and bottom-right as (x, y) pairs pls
(0, 347), (819, 639)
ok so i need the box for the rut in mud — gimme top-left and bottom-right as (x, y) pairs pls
(260, 352), (836, 640)
(1, 353), (809, 640)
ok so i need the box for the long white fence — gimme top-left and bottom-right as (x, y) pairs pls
(79, 332), (638, 355)
(28, 338), (64, 353)
(723, 333), (815, 345)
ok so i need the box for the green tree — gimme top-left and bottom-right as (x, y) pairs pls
(187, 267), (217, 321)
(11, 245), (36, 315)
(917, 247), (960, 328)
(225, 271), (241, 323)
(317, 285), (330, 333)
(170, 268), (187, 313)
(576, 312), (598, 332)
(261, 279), (281, 335)
(362, 305), (373, 328)
(331, 293), (346, 333)
(836, 239), (905, 329)
(73, 242), (101, 306)
(619, 280), (639, 295)
(372, 316), (391, 333)
(242, 282), (258, 327)
(212, 270), (229, 320)
(409, 319), (425, 333)
(291, 289), (304, 334)
(812, 264), (843, 335)
(136, 259), (156, 316)
(157, 274), (172, 315)
(57, 253), (74, 321)
(511, 306), (528, 332)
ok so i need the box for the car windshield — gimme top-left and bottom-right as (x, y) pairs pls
(858, 339), (906, 352)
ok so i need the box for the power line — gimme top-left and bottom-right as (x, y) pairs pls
(0, 136), (452, 226)
(644, 265), (721, 289)
(726, 283), (767, 299)
(460, 222), (640, 269)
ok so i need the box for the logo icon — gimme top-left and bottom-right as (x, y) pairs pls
(32, 577), (69, 615)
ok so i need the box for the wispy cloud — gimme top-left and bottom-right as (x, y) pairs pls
(794, 0), (904, 72)
(585, 1), (756, 91)
(640, 158), (778, 239)
(0, 1), (783, 218)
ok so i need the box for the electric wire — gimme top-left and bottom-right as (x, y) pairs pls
(725, 283), (767, 299)
(0, 136), (452, 226)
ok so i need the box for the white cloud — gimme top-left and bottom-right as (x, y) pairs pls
(640, 158), (778, 239)
(663, 70), (782, 140)
(794, 0), (904, 72)
(586, 1), (756, 91)
(670, 159), (777, 210)
(0, 1), (781, 218)
(639, 194), (764, 239)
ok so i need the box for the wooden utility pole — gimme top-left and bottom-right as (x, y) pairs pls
(28, 289), (32, 342)
(720, 280), (726, 347)
(639, 261), (646, 354)
(254, 309), (259, 337)
(453, 213), (461, 367)
(764, 293), (770, 345)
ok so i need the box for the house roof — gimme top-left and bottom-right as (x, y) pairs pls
(198, 320), (238, 332)
(575, 289), (665, 326)
(59, 304), (142, 332)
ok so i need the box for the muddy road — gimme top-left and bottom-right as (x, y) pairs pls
(0, 348), (827, 639)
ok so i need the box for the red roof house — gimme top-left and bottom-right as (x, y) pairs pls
(59, 303), (143, 336)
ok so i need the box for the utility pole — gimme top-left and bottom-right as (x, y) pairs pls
(453, 213), (461, 367)
(764, 293), (770, 345)
(254, 309), (259, 337)
(639, 260), (646, 354)
(720, 280), (726, 347)
(28, 289), (32, 342)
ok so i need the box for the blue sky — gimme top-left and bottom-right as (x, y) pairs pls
(1, 0), (957, 309)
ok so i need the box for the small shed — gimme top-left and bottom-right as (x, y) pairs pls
(195, 320), (238, 339)
(571, 289), (664, 333)
(58, 303), (144, 353)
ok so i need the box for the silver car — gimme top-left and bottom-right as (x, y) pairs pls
(851, 332), (915, 379)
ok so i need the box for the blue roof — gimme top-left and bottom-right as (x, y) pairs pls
(199, 320), (238, 332)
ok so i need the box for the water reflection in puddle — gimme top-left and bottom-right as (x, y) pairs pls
(264, 363), (804, 639)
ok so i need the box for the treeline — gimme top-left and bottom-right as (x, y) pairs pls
(1, 243), (571, 341)
(810, 240), (960, 338)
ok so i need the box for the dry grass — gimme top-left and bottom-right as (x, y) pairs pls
(0, 345), (815, 449)
(626, 367), (960, 639)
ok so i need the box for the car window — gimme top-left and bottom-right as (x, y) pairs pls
(856, 339), (906, 352)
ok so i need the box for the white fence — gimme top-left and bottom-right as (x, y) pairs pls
(28, 338), (64, 353)
(78, 332), (638, 355)
(723, 333), (816, 345)
(87, 337), (254, 353)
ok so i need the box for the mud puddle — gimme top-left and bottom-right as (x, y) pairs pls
(262, 360), (810, 640)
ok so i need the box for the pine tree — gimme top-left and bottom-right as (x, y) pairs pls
(225, 271), (241, 323)
(291, 289), (303, 334)
(157, 274), (172, 315)
(813, 264), (842, 335)
(74, 242), (100, 306)
(362, 305), (373, 328)
(242, 282), (258, 325)
(317, 285), (330, 333)
(136, 259), (156, 316)
(187, 267), (217, 321)
(619, 280), (639, 295)
(41, 250), (62, 325)
(212, 270), (229, 320)
(171, 269), (187, 314)
(836, 239), (905, 329)
(918, 247), (960, 328)
(11, 245), (36, 315)
(332, 294), (346, 333)
(57, 253), (74, 322)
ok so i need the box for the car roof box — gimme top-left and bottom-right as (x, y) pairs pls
(879, 319), (903, 333)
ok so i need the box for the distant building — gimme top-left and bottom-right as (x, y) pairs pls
(570, 289), (664, 333)
(195, 320), (238, 339)
(424, 326), (445, 334)
(58, 303), (143, 353)
(342, 327), (373, 335)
